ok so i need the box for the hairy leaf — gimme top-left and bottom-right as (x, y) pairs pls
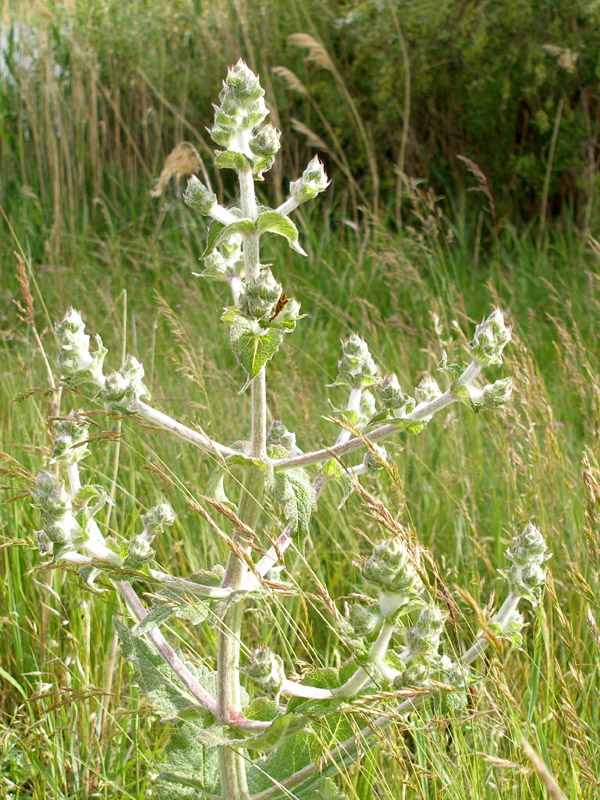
(229, 315), (284, 385)
(256, 211), (307, 256)
(265, 458), (316, 551)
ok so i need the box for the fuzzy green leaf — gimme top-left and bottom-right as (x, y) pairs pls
(230, 315), (284, 384)
(213, 219), (255, 249)
(201, 220), (226, 258)
(265, 462), (316, 551)
(132, 602), (176, 637)
(257, 211), (307, 256)
(156, 722), (220, 800)
(315, 778), (351, 800)
(214, 150), (253, 171)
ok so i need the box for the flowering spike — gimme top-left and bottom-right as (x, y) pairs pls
(51, 411), (90, 465)
(184, 176), (217, 215)
(505, 523), (550, 605)
(290, 156), (330, 205)
(468, 309), (512, 367)
(55, 308), (106, 387)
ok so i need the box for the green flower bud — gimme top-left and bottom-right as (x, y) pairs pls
(141, 502), (176, 537)
(438, 655), (471, 691)
(250, 124), (281, 157)
(414, 376), (442, 404)
(505, 523), (550, 605)
(209, 60), (268, 148)
(100, 370), (128, 404)
(241, 646), (285, 694)
(359, 390), (376, 421)
(126, 535), (155, 567)
(100, 355), (150, 412)
(31, 470), (71, 516)
(239, 268), (282, 322)
(406, 605), (447, 657)
(399, 659), (432, 688)
(35, 529), (53, 558)
(334, 334), (378, 389)
(52, 411), (89, 465)
(195, 239), (244, 282)
(348, 603), (381, 640)
(183, 176), (217, 215)
(290, 156), (330, 204)
(468, 309), (512, 367)
(375, 374), (415, 415)
(361, 538), (424, 611)
(363, 443), (387, 472)
(482, 377), (513, 408)
(31, 471), (81, 547)
(267, 420), (297, 452)
(55, 308), (106, 387)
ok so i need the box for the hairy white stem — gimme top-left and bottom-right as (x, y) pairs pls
(272, 392), (455, 470)
(230, 276), (243, 306)
(281, 622), (396, 701)
(210, 204), (238, 226)
(275, 196), (300, 217)
(133, 400), (238, 460)
(216, 164), (263, 800)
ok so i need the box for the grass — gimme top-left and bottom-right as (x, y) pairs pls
(1, 2), (600, 798)
(1, 205), (599, 798)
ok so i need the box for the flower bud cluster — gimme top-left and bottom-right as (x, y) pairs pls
(183, 176), (217, 215)
(375, 374), (415, 417)
(414, 377), (442, 405)
(125, 502), (176, 570)
(468, 309), (512, 367)
(242, 646), (285, 696)
(267, 420), (297, 453)
(51, 411), (90, 465)
(239, 268), (282, 323)
(347, 603), (381, 640)
(209, 60), (268, 149)
(31, 471), (81, 557)
(196, 239), (244, 283)
(468, 377), (513, 412)
(505, 522), (550, 605)
(363, 443), (388, 472)
(100, 355), (150, 413)
(405, 605), (447, 658)
(290, 156), (330, 205)
(334, 334), (378, 389)
(55, 308), (106, 387)
(361, 538), (424, 616)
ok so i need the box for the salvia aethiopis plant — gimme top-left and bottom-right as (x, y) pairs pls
(30, 61), (550, 800)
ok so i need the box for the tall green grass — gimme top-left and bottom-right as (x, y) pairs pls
(2, 206), (599, 797)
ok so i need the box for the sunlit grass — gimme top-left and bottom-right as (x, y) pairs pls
(1, 210), (599, 798)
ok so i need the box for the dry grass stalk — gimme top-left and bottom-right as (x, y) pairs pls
(150, 142), (202, 198)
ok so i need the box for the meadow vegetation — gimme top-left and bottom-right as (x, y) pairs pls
(1, 2), (599, 799)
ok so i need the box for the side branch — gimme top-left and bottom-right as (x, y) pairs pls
(133, 400), (239, 460)
(272, 388), (458, 471)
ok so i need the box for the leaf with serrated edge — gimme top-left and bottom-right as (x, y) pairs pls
(265, 461), (316, 551)
(230, 316), (284, 384)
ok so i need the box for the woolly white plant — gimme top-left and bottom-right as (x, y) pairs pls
(30, 61), (550, 800)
